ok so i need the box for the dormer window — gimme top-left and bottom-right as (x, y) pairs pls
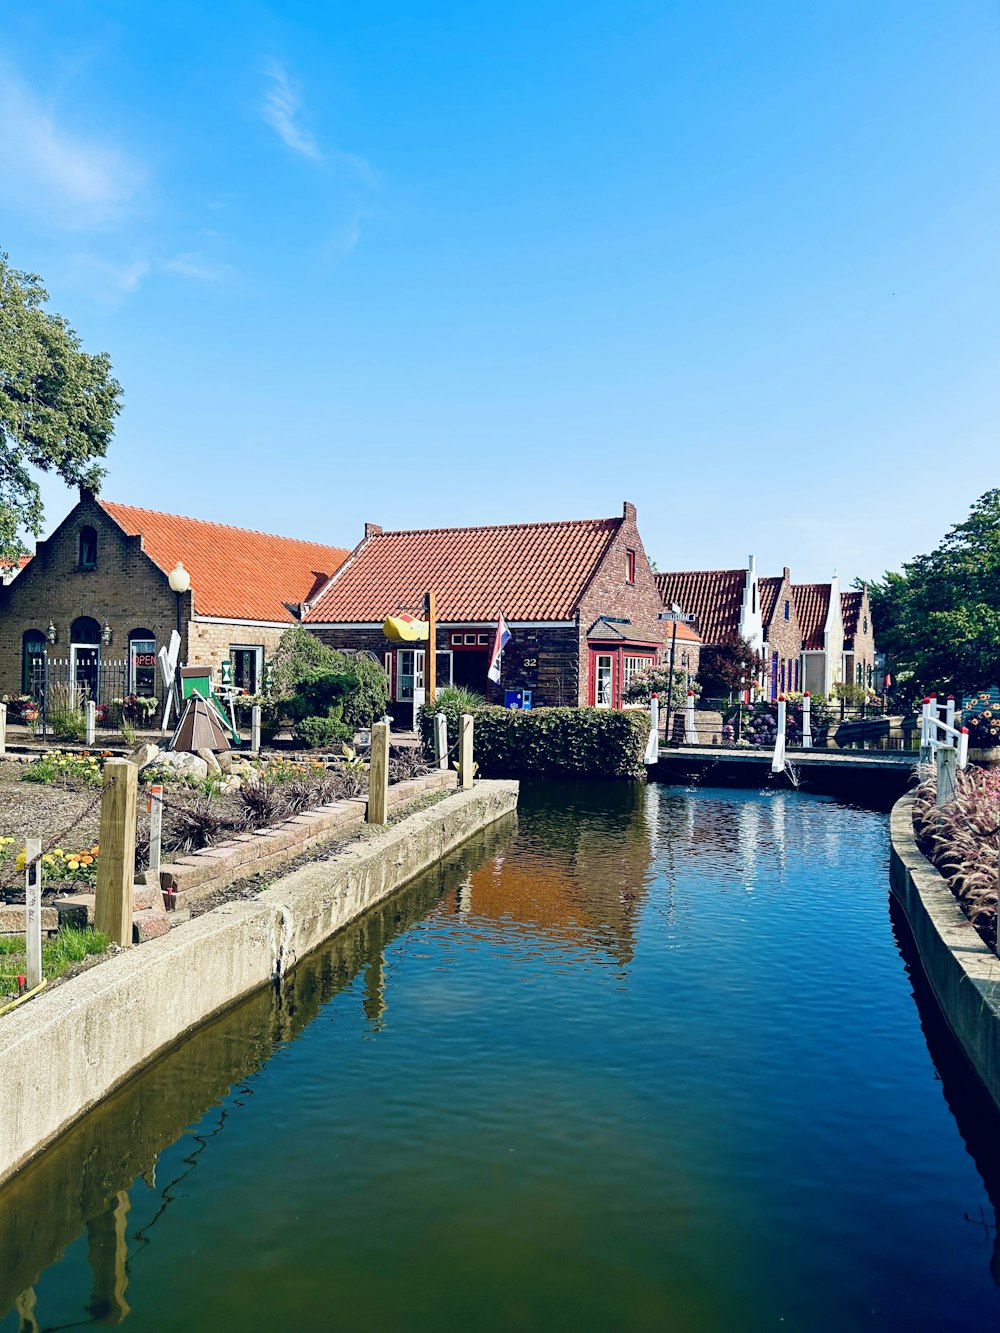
(626, 549), (636, 584)
(78, 526), (97, 570)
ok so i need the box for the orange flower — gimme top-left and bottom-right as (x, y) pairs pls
(80, 855), (94, 865)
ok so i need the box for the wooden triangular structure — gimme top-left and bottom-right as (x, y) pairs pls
(171, 696), (231, 754)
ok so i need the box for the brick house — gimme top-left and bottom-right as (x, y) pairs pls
(792, 578), (845, 697)
(0, 490), (348, 706)
(302, 501), (683, 727)
(759, 567), (804, 696)
(840, 587), (876, 688)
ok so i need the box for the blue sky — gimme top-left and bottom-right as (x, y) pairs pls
(2, 1), (997, 581)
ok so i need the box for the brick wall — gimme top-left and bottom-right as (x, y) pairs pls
(575, 501), (668, 706)
(844, 586), (876, 687)
(762, 568), (803, 695)
(187, 620), (290, 681)
(0, 495), (179, 696)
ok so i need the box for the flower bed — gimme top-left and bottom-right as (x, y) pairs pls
(911, 766), (1000, 949)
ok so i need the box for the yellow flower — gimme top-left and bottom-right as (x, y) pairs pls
(67, 860), (80, 870)
(41, 854), (54, 865)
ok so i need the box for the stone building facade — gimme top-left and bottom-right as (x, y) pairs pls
(303, 502), (687, 728)
(0, 491), (348, 709)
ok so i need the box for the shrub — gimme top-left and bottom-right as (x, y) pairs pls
(912, 766), (1000, 948)
(388, 748), (431, 784)
(419, 703), (650, 780)
(622, 666), (694, 710)
(266, 628), (389, 733)
(163, 796), (245, 854)
(293, 714), (352, 750)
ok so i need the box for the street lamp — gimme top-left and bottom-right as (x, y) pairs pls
(658, 601), (693, 747)
(168, 562), (190, 639)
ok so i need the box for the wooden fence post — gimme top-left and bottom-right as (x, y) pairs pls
(936, 745), (957, 807)
(85, 700), (96, 747)
(251, 705), (261, 755)
(25, 837), (42, 990)
(368, 722), (389, 824)
(460, 713), (474, 790)
(0, 701), (6, 756)
(434, 712), (448, 770)
(94, 759), (139, 947)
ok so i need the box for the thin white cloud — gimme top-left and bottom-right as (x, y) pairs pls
(261, 62), (322, 159)
(0, 65), (142, 228)
(260, 61), (375, 184)
(162, 252), (231, 283)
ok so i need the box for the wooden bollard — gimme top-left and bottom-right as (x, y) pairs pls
(459, 713), (474, 790)
(936, 744), (957, 807)
(94, 759), (139, 947)
(367, 721), (389, 824)
(0, 701), (6, 756)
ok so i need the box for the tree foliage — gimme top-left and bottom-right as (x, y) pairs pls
(697, 635), (762, 699)
(0, 254), (122, 562)
(867, 489), (1000, 701)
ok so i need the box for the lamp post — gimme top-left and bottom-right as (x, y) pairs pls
(168, 563), (191, 702)
(658, 602), (693, 748)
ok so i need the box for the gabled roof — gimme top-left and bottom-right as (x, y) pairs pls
(587, 617), (697, 644)
(792, 583), (831, 651)
(98, 502), (349, 623)
(758, 575), (782, 628)
(303, 515), (623, 624)
(841, 590), (864, 644)
(654, 569), (747, 643)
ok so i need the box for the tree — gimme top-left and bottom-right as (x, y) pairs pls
(0, 253), (122, 562)
(267, 628), (389, 729)
(697, 635), (762, 700)
(867, 489), (1000, 702)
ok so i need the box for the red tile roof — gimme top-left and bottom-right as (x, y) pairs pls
(792, 583), (831, 651)
(840, 590), (863, 644)
(654, 569), (747, 643)
(99, 502), (349, 623)
(304, 516), (623, 623)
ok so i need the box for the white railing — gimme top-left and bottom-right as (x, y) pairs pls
(919, 694), (969, 769)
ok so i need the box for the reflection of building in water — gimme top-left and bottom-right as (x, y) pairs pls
(454, 793), (654, 966)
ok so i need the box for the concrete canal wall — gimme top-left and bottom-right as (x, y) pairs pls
(889, 793), (1000, 1112)
(0, 780), (519, 1187)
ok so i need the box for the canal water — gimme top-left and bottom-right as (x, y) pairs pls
(3, 782), (1000, 1331)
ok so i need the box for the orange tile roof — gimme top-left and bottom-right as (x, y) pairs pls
(792, 583), (831, 651)
(654, 569), (747, 643)
(587, 617), (700, 644)
(840, 590), (863, 644)
(99, 501), (349, 623)
(303, 516), (623, 623)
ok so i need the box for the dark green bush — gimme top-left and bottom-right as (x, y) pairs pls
(293, 715), (352, 749)
(419, 703), (649, 780)
(266, 629), (389, 731)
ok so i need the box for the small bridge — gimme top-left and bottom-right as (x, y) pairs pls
(652, 743), (920, 807)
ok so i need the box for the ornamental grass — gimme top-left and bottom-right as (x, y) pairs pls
(911, 767), (1000, 949)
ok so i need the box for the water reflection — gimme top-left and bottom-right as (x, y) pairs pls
(0, 819), (515, 1328)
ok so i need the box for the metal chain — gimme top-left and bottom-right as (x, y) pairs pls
(0, 776), (117, 896)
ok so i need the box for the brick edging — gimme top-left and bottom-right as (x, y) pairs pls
(160, 769), (458, 908)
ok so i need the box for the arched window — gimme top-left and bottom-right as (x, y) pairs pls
(22, 630), (45, 693)
(78, 526), (98, 569)
(70, 616), (101, 644)
(129, 628), (157, 696)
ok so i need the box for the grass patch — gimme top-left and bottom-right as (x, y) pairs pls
(0, 925), (110, 993)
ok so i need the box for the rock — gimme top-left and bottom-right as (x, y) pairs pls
(132, 908), (170, 943)
(216, 751), (233, 773)
(162, 751), (209, 780)
(197, 748), (223, 775)
(130, 741), (161, 771)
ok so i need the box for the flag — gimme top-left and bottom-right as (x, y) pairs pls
(487, 612), (512, 682)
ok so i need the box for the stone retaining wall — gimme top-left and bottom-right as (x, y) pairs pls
(0, 779), (518, 1186)
(159, 768), (458, 907)
(889, 793), (1000, 1112)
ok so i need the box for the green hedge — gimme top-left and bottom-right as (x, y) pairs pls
(419, 703), (650, 780)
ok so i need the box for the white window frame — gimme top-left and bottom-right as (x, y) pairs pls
(229, 644), (263, 694)
(129, 637), (158, 695)
(594, 652), (614, 708)
(622, 654), (650, 694)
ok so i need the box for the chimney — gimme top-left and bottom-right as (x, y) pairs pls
(364, 522), (383, 540)
(623, 501), (636, 523)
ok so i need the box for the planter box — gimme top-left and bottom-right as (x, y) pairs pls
(968, 747), (1000, 768)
